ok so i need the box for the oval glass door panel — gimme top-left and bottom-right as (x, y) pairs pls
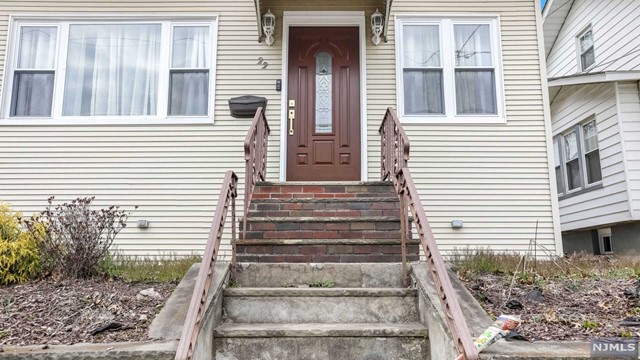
(315, 51), (332, 134)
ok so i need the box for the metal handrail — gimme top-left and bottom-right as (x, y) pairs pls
(243, 107), (270, 240)
(379, 107), (479, 360)
(174, 170), (238, 360)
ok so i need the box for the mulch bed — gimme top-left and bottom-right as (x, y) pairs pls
(462, 274), (640, 341)
(0, 278), (175, 346)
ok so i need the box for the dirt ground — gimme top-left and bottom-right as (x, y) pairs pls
(462, 274), (640, 341)
(0, 278), (175, 346)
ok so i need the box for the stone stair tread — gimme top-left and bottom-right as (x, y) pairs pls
(244, 216), (410, 223)
(214, 323), (428, 338)
(236, 238), (420, 245)
(223, 287), (416, 297)
(251, 197), (398, 203)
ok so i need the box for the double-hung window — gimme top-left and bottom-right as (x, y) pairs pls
(577, 27), (595, 71)
(396, 17), (504, 123)
(3, 18), (217, 124)
(554, 118), (603, 197)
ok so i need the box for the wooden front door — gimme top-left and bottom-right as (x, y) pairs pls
(286, 27), (361, 181)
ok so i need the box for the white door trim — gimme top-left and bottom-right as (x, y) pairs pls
(279, 11), (368, 181)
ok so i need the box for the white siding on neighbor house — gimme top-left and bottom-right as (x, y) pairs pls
(546, 0), (640, 79)
(616, 81), (640, 217)
(0, 0), (559, 256)
(551, 82), (632, 231)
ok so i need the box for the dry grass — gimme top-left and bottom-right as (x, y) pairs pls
(99, 255), (201, 284)
(451, 248), (640, 281)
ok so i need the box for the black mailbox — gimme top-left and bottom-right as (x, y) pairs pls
(228, 95), (267, 118)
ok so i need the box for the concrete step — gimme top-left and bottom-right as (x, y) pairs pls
(222, 288), (418, 324)
(213, 323), (429, 360)
(234, 262), (406, 288)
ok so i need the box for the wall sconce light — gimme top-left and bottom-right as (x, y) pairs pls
(371, 9), (384, 46)
(262, 9), (276, 46)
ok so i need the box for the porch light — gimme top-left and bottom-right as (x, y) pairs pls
(262, 9), (276, 46)
(371, 9), (384, 46)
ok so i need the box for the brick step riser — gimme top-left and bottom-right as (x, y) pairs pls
(254, 185), (396, 195)
(237, 244), (419, 256)
(243, 230), (407, 240)
(236, 253), (420, 263)
(243, 221), (403, 232)
(249, 201), (398, 213)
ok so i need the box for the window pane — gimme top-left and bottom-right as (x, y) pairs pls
(10, 72), (54, 117)
(169, 71), (209, 116)
(403, 70), (444, 114)
(18, 26), (57, 69)
(580, 31), (593, 52)
(581, 48), (595, 70)
(564, 132), (578, 160)
(553, 139), (561, 166)
(583, 120), (598, 152)
(585, 149), (602, 184)
(454, 24), (492, 67)
(566, 158), (581, 190)
(403, 25), (440, 67)
(555, 167), (563, 194)
(455, 69), (496, 114)
(172, 26), (210, 68)
(315, 51), (332, 133)
(63, 24), (161, 116)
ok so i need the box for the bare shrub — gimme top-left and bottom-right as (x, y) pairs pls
(25, 196), (136, 278)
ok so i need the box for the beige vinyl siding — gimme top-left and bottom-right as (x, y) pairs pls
(0, 0), (281, 257)
(546, 0), (640, 79)
(0, 0), (559, 256)
(616, 81), (640, 217)
(550, 83), (631, 231)
(381, 0), (558, 253)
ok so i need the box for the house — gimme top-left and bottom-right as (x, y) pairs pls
(0, 0), (560, 258)
(544, 0), (640, 255)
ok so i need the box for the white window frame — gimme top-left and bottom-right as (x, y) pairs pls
(597, 228), (613, 255)
(554, 116), (603, 198)
(576, 25), (595, 72)
(1, 15), (218, 125)
(395, 15), (505, 124)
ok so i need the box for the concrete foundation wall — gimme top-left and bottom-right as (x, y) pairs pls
(562, 221), (640, 255)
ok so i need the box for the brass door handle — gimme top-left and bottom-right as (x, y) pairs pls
(288, 110), (295, 135)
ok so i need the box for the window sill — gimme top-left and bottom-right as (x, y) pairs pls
(399, 115), (506, 125)
(558, 182), (603, 201)
(0, 117), (215, 126)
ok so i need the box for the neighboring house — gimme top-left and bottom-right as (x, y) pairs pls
(544, 0), (640, 255)
(0, 0), (561, 257)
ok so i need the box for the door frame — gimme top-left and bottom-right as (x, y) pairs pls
(279, 11), (368, 181)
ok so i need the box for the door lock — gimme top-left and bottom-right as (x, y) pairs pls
(288, 100), (295, 136)
(288, 109), (295, 136)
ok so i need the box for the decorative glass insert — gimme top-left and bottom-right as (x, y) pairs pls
(315, 51), (332, 133)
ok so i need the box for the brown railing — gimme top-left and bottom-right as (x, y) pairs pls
(174, 170), (238, 360)
(243, 107), (270, 240)
(379, 107), (479, 360)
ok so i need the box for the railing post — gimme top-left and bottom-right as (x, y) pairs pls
(231, 192), (237, 280)
(399, 189), (408, 288)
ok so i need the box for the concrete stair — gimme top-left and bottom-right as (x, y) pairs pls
(212, 263), (429, 360)
(239, 182), (420, 263)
